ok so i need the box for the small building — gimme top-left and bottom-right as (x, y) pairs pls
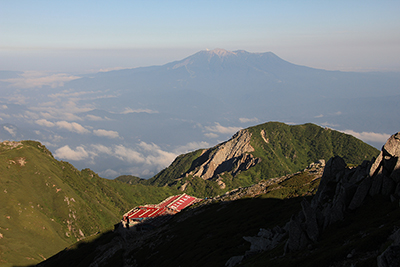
(121, 193), (201, 229)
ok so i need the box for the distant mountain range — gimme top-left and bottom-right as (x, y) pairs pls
(0, 49), (398, 178)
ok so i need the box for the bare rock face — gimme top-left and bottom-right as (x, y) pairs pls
(231, 131), (400, 266)
(283, 131), (400, 254)
(189, 129), (261, 180)
(378, 229), (400, 267)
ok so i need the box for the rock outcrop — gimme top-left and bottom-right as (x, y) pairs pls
(185, 129), (261, 180)
(228, 131), (400, 266)
(284, 132), (400, 253)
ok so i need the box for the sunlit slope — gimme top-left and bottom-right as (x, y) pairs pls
(146, 122), (379, 197)
(0, 140), (178, 267)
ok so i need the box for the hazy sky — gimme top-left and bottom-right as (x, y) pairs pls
(1, 0), (399, 72)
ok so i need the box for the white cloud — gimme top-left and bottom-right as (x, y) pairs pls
(24, 111), (40, 120)
(320, 122), (340, 128)
(174, 141), (210, 154)
(0, 105), (7, 110)
(35, 119), (55, 127)
(113, 144), (147, 164)
(35, 119), (90, 134)
(5, 94), (29, 105)
(205, 122), (242, 135)
(31, 100), (94, 121)
(121, 108), (159, 114)
(55, 121), (90, 134)
(315, 114), (324, 118)
(91, 144), (113, 154)
(3, 126), (16, 137)
(204, 132), (219, 138)
(239, 117), (259, 123)
(0, 113), (10, 119)
(56, 141), (209, 178)
(90, 142), (177, 174)
(93, 129), (120, 139)
(86, 114), (106, 121)
(50, 134), (64, 143)
(98, 67), (126, 72)
(54, 145), (89, 161)
(0, 71), (80, 88)
(342, 130), (391, 144)
(137, 142), (177, 167)
(100, 169), (120, 178)
(48, 90), (93, 99)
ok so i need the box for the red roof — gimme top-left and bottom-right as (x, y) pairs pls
(124, 194), (200, 222)
(167, 194), (197, 211)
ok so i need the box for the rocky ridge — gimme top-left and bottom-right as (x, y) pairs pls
(228, 132), (400, 267)
(183, 129), (261, 181)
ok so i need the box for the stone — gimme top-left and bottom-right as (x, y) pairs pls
(301, 199), (319, 242)
(323, 156), (346, 181)
(382, 132), (400, 158)
(225, 256), (244, 267)
(395, 183), (400, 198)
(348, 176), (372, 210)
(312, 156), (346, 206)
(369, 170), (384, 196)
(381, 175), (396, 196)
(348, 161), (369, 184)
(243, 227), (287, 253)
(377, 245), (400, 267)
(370, 152), (383, 177)
(189, 129), (261, 180)
(284, 215), (309, 253)
(390, 157), (400, 183)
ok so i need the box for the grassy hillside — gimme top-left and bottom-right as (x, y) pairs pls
(245, 122), (378, 179)
(145, 122), (379, 197)
(35, 166), (322, 267)
(0, 140), (178, 267)
(35, 147), (400, 267)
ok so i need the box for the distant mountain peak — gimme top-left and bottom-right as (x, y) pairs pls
(205, 48), (237, 57)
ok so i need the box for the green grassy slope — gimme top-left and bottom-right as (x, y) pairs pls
(36, 160), (400, 267)
(35, 168), (322, 267)
(244, 122), (378, 180)
(0, 140), (178, 267)
(144, 122), (379, 197)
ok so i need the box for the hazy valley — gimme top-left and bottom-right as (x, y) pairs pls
(0, 49), (399, 179)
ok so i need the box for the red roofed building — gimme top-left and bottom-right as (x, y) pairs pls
(121, 193), (201, 229)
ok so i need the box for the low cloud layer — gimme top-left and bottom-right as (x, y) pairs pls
(52, 140), (212, 178)
(343, 130), (391, 144)
(93, 129), (120, 139)
(36, 119), (90, 134)
(121, 108), (158, 114)
(0, 71), (80, 88)
(239, 117), (259, 123)
(54, 145), (89, 161)
(3, 126), (16, 137)
(205, 122), (242, 135)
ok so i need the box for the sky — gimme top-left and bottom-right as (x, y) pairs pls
(1, 0), (400, 73)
